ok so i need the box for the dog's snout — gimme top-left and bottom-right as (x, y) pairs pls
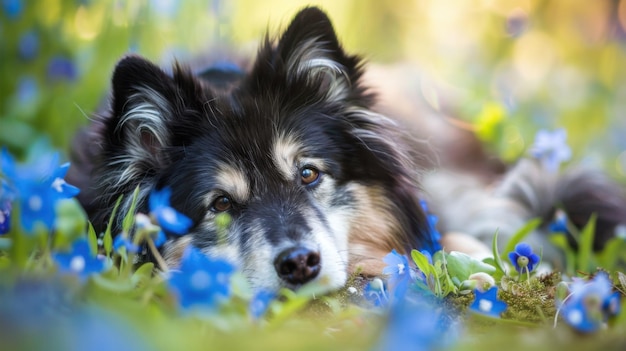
(274, 247), (321, 286)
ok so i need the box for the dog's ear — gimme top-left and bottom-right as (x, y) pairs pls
(106, 56), (179, 178)
(251, 7), (369, 105)
(103, 55), (204, 190)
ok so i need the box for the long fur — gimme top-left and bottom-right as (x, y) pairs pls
(67, 7), (433, 291)
(68, 7), (626, 290)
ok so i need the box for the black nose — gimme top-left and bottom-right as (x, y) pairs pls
(274, 247), (321, 286)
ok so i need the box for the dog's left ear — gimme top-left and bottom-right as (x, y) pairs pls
(250, 7), (369, 105)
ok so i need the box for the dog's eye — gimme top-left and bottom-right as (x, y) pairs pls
(211, 196), (232, 212)
(300, 166), (321, 186)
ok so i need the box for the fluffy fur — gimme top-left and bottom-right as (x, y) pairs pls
(68, 7), (626, 290)
(68, 7), (433, 291)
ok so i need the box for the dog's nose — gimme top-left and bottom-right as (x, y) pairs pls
(274, 247), (321, 286)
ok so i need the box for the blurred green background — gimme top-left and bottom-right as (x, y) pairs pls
(2, 0), (626, 180)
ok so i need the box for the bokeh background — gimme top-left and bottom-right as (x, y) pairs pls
(2, 0), (626, 180)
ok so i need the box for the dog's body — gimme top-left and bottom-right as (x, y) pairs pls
(68, 7), (626, 291)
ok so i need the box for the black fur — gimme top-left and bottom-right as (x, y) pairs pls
(67, 7), (433, 289)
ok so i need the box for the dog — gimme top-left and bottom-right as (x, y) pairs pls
(68, 7), (626, 291)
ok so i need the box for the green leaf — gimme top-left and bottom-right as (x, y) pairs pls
(597, 236), (625, 271)
(131, 262), (155, 286)
(446, 251), (495, 283)
(577, 213), (597, 273)
(503, 218), (542, 255)
(91, 274), (135, 293)
(268, 289), (312, 327)
(549, 233), (576, 275)
(103, 195), (123, 256)
(87, 222), (98, 256)
(491, 230), (507, 275)
(411, 249), (435, 276)
(122, 187), (140, 233)
(433, 253), (457, 296)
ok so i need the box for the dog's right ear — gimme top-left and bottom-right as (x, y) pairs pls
(103, 56), (203, 190)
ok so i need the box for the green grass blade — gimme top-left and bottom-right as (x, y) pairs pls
(577, 213), (597, 273)
(104, 195), (123, 256)
(491, 229), (507, 275)
(87, 221), (98, 256)
(122, 187), (141, 233)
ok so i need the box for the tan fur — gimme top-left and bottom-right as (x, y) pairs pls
(214, 164), (250, 202)
(348, 184), (405, 276)
(272, 134), (302, 180)
(162, 236), (193, 268)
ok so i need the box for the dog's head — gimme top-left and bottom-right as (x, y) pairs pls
(76, 7), (431, 290)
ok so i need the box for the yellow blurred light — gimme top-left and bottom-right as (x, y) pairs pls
(74, 5), (104, 41)
(474, 102), (505, 143)
(512, 31), (557, 85)
(38, 0), (61, 26)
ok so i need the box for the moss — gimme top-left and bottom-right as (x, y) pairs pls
(498, 272), (561, 323)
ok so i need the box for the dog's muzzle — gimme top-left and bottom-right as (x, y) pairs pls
(273, 246), (321, 286)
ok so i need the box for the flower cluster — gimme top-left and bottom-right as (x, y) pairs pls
(112, 187), (193, 256)
(53, 239), (106, 280)
(167, 246), (235, 311)
(375, 299), (457, 351)
(558, 273), (621, 333)
(0, 148), (79, 233)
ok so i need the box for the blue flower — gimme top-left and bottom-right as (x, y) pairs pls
(420, 200), (442, 254)
(18, 31), (39, 61)
(364, 278), (389, 307)
(50, 163), (80, 198)
(470, 287), (507, 317)
(1, 149), (79, 233)
(113, 235), (140, 254)
(53, 239), (106, 279)
(559, 273), (619, 333)
(2, 0), (23, 19)
(249, 290), (276, 319)
(167, 246), (235, 311)
(375, 299), (456, 351)
(149, 187), (192, 235)
(47, 56), (78, 83)
(0, 199), (10, 235)
(153, 230), (166, 247)
(549, 209), (570, 234)
(0, 180), (12, 235)
(529, 128), (572, 172)
(382, 249), (411, 299)
(508, 242), (540, 273)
